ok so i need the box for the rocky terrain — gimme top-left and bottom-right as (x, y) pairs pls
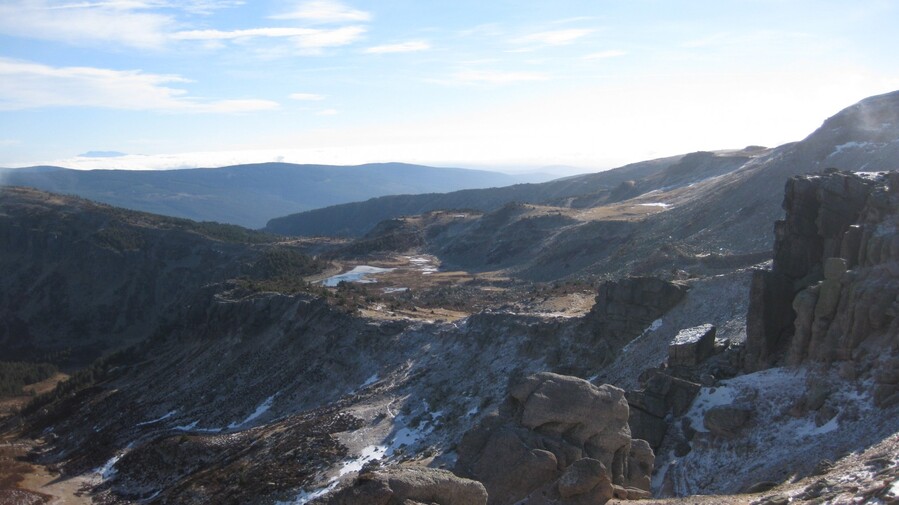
(0, 187), (326, 366)
(0, 91), (898, 505)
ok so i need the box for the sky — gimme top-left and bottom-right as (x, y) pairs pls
(1, 0), (898, 174)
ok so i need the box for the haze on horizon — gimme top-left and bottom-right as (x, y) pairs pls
(1, 0), (898, 175)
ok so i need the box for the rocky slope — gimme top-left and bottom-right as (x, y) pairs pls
(0, 187), (322, 366)
(269, 91), (899, 283)
(265, 151), (754, 237)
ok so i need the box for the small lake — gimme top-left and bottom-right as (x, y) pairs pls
(322, 266), (395, 287)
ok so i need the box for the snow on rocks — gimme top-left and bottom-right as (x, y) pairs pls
(658, 366), (889, 497)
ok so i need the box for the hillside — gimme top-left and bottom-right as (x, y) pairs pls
(1, 91), (898, 505)
(305, 91), (899, 281)
(0, 162), (535, 229)
(264, 152), (756, 236)
(0, 187), (325, 367)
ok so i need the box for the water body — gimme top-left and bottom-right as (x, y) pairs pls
(322, 266), (395, 287)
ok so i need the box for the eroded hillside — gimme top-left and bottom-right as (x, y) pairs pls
(1, 92), (899, 505)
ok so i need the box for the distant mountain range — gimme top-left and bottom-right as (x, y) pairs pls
(0, 162), (546, 229)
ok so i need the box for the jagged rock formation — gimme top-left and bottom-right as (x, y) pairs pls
(319, 466), (488, 505)
(455, 372), (652, 505)
(745, 170), (899, 372)
(585, 277), (688, 358)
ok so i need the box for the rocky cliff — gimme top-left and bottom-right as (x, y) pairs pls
(745, 170), (899, 379)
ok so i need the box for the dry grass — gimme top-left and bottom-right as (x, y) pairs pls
(0, 373), (69, 421)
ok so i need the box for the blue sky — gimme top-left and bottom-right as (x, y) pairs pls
(1, 0), (898, 173)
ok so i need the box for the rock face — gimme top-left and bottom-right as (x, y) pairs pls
(586, 277), (688, 357)
(745, 170), (899, 371)
(626, 370), (701, 451)
(321, 466), (488, 505)
(669, 324), (716, 367)
(455, 372), (652, 505)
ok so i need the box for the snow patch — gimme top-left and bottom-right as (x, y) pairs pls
(383, 287), (409, 293)
(173, 420), (198, 431)
(359, 374), (381, 389)
(96, 453), (123, 480)
(276, 481), (339, 505)
(228, 394), (276, 429)
(830, 141), (871, 157)
(621, 318), (663, 353)
(889, 479), (899, 498)
(685, 385), (738, 433)
(338, 445), (387, 476)
(665, 367), (880, 496)
(638, 202), (671, 208)
(405, 255), (439, 275)
(136, 410), (177, 427)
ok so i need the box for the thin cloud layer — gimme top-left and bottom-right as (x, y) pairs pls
(514, 28), (594, 47)
(289, 93), (326, 100)
(583, 50), (626, 60)
(173, 25), (365, 49)
(451, 69), (548, 84)
(0, 58), (278, 112)
(270, 0), (370, 23)
(364, 41), (430, 54)
(0, 0), (172, 48)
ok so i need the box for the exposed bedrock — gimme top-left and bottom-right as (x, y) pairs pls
(320, 466), (488, 505)
(455, 372), (653, 505)
(745, 170), (899, 376)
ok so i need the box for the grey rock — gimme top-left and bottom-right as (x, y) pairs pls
(668, 324), (716, 367)
(703, 405), (751, 438)
(456, 372), (652, 505)
(323, 466), (488, 505)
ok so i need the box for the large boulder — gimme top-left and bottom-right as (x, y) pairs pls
(455, 372), (653, 505)
(321, 466), (488, 505)
(668, 324), (717, 367)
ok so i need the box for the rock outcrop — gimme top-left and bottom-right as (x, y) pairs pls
(626, 369), (701, 451)
(745, 170), (899, 371)
(586, 277), (688, 357)
(455, 372), (652, 505)
(320, 466), (488, 505)
(668, 324), (716, 367)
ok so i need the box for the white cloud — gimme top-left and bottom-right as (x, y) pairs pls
(583, 49), (626, 60)
(364, 40), (430, 54)
(289, 93), (326, 100)
(270, 0), (370, 24)
(0, 57), (279, 112)
(0, 0), (172, 48)
(294, 25), (365, 49)
(173, 25), (364, 51)
(173, 27), (316, 40)
(515, 28), (594, 46)
(450, 69), (548, 84)
(316, 108), (338, 115)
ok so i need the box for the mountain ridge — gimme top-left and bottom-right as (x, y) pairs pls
(0, 162), (542, 229)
